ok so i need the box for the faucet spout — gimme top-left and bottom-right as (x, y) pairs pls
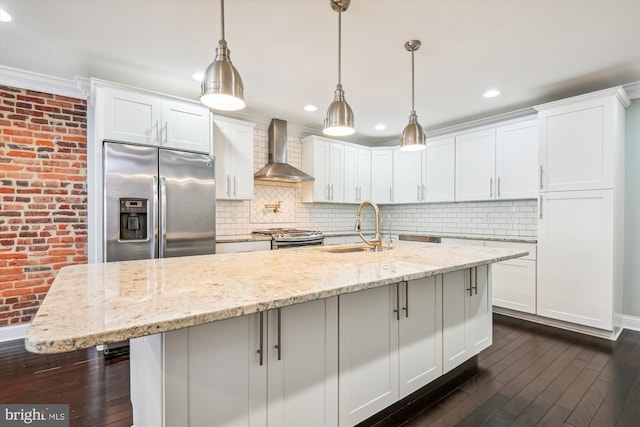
(356, 200), (383, 251)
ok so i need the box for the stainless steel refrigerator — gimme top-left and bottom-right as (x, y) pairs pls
(104, 142), (216, 263)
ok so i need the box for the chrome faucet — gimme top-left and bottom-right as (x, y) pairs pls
(355, 200), (383, 251)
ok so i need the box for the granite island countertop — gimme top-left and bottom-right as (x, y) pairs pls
(25, 241), (527, 354)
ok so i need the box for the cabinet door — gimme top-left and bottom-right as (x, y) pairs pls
(455, 129), (496, 201)
(304, 140), (331, 202)
(371, 149), (394, 204)
(103, 87), (161, 145)
(442, 269), (468, 373)
(344, 145), (359, 203)
(537, 190), (614, 330)
(267, 298), (338, 427)
(495, 120), (538, 199)
(339, 285), (399, 426)
(357, 148), (372, 202)
(328, 143), (345, 202)
(212, 119), (233, 198)
(398, 277), (442, 398)
(393, 148), (424, 204)
(466, 265), (491, 356)
(424, 137), (455, 203)
(163, 314), (267, 427)
(229, 124), (254, 200)
(161, 100), (211, 153)
(492, 259), (536, 314)
(538, 97), (615, 192)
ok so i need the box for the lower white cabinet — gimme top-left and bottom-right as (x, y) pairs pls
(216, 240), (272, 253)
(338, 277), (442, 426)
(138, 298), (338, 427)
(442, 266), (491, 374)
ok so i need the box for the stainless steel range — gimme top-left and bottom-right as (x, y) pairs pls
(252, 228), (324, 249)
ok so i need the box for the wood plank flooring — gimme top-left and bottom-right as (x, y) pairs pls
(1, 314), (638, 427)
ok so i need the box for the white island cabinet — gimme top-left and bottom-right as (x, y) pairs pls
(133, 297), (338, 427)
(338, 276), (443, 426)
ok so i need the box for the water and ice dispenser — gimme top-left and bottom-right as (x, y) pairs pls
(119, 198), (148, 241)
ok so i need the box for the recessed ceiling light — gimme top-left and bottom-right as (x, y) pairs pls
(374, 123), (386, 130)
(304, 105), (318, 112)
(0, 9), (12, 22)
(192, 72), (204, 82)
(483, 89), (501, 98)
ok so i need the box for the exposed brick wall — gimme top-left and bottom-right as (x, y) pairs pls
(0, 85), (87, 326)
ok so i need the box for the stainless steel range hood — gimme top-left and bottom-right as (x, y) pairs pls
(254, 119), (314, 182)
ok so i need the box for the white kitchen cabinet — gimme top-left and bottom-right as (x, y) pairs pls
(302, 136), (345, 203)
(442, 266), (491, 374)
(371, 148), (394, 204)
(537, 93), (622, 192)
(323, 235), (363, 246)
(339, 278), (442, 425)
(495, 119), (538, 199)
(393, 148), (424, 204)
(213, 116), (256, 200)
(157, 298), (338, 427)
(537, 190), (615, 330)
(103, 87), (210, 153)
(455, 128), (496, 201)
(216, 240), (271, 253)
(344, 145), (372, 203)
(535, 88), (628, 337)
(424, 137), (455, 203)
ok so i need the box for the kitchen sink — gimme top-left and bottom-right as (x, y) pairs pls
(315, 244), (392, 253)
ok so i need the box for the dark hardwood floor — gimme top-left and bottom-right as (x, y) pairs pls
(1, 314), (638, 427)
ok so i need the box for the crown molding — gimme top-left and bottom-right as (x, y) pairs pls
(0, 66), (90, 100)
(623, 81), (640, 100)
(534, 85), (631, 111)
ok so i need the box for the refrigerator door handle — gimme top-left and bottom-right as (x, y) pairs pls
(159, 176), (167, 258)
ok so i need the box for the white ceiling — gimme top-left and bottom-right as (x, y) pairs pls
(1, 0), (639, 145)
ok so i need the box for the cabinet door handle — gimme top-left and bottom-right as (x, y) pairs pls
(154, 120), (159, 143)
(233, 176), (237, 197)
(473, 267), (478, 295)
(326, 184), (330, 201)
(467, 270), (473, 297)
(162, 122), (168, 145)
(489, 177), (494, 198)
(539, 196), (543, 219)
(417, 184), (421, 201)
(402, 281), (409, 318)
(393, 284), (400, 321)
(539, 165), (544, 190)
(497, 177), (501, 198)
(227, 175), (231, 197)
(257, 311), (264, 366)
(331, 184), (334, 201)
(389, 187), (392, 203)
(275, 308), (282, 361)
(422, 184), (425, 202)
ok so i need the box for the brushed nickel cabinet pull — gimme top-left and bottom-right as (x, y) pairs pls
(417, 184), (421, 201)
(497, 177), (501, 197)
(539, 196), (543, 219)
(539, 165), (544, 190)
(393, 284), (400, 321)
(402, 281), (409, 318)
(275, 308), (282, 361)
(257, 311), (264, 366)
(467, 270), (473, 297)
(489, 177), (494, 198)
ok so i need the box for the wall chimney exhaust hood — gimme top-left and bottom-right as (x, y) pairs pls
(254, 119), (314, 182)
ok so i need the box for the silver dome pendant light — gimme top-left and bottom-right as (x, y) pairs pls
(400, 40), (426, 151)
(200, 0), (245, 111)
(324, 0), (355, 137)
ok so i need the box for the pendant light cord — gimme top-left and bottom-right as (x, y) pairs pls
(220, 0), (225, 41)
(411, 50), (415, 113)
(338, 9), (342, 85)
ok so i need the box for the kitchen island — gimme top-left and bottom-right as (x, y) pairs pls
(26, 241), (527, 426)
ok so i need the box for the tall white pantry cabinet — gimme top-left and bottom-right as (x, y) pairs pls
(535, 87), (630, 337)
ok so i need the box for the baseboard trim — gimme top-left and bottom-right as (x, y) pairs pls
(0, 323), (30, 343)
(623, 314), (640, 332)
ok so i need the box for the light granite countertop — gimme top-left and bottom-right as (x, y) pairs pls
(25, 241), (527, 354)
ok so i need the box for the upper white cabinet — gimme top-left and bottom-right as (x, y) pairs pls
(371, 148), (394, 204)
(393, 148), (425, 204)
(338, 277), (442, 426)
(344, 145), (372, 203)
(538, 94), (623, 192)
(102, 87), (210, 153)
(455, 119), (538, 202)
(302, 136), (345, 203)
(424, 137), (455, 203)
(495, 119), (539, 199)
(455, 128), (497, 201)
(213, 116), (255, 200)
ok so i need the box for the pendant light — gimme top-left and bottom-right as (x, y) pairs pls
(400, 40), (426, 151)
(200, 0), (245, 111)
(324, 0), (355, 137)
